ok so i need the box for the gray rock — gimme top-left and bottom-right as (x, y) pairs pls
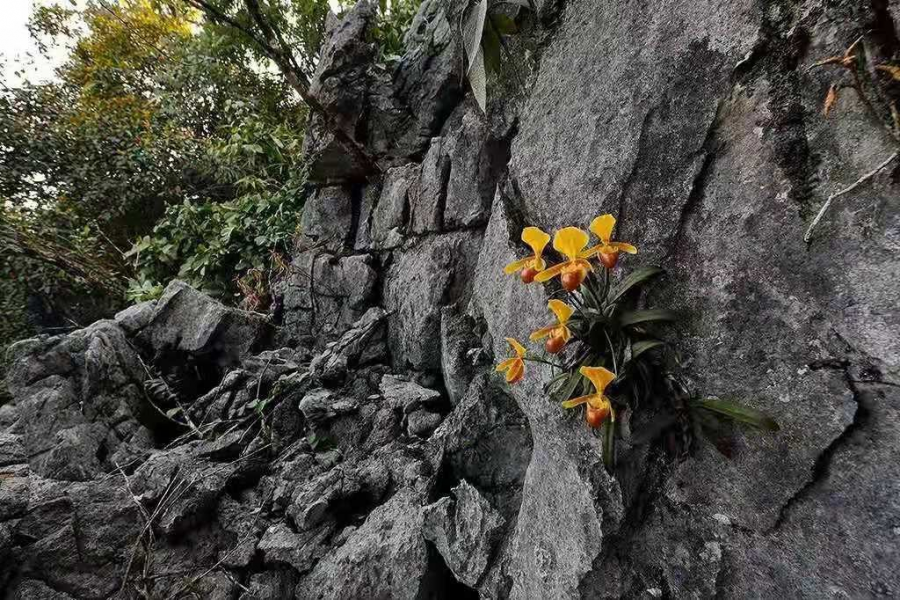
(281, 252), (378, 347)
(299, 389), (359, 425)
(113, 299), (157, 333)
(383, 230), (484, 371)
(4, 320), (150, 481)
(406, 408), (443, 438)
(294, 489), (432, 599)
(132, 280), (267, 368)
(409, 137), (449, 233)
(240, 570), (297, 600)
(443, 102), (508, 230)
(439, 305), (484, 407)
(367, 164), (418, 249)
(309, 307), (388, 383)
(379, 374), (441, 413)
(422, 480), (506, 588)
(297, 185), (355, 252)
(0, 432), (25, 467)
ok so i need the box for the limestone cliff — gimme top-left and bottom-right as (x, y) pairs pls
(1, 0), (898, 598)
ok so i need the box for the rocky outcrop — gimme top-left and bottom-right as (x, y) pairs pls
(3, 0), (900, 597)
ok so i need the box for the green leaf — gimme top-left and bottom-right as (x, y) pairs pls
(462, 0), (488, 74)
(606, 266), (665, 306)
(482, 20), (502, 74)
(631, 339), (665, 361)
(695, 398), (780, 432)
(490, 14), (518, 35)
(467, 45), (487, 112)
(618, 309), (677, 327)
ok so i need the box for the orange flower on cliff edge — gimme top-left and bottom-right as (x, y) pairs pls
(583, 215), (637, 269)
(504, 227), (551, 283)
(533, 227), (593, 291)
(496, 338), (527, 384)
(562, 366), (617, 428)
(530, 300), (574, 354)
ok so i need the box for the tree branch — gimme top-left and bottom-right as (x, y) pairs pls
(185, 0), (381, 179)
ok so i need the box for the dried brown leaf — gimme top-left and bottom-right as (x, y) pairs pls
(876, 64), (900, 81)
(823, 84), (839, 118)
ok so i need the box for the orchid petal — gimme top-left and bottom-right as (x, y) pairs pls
(590, 215), (616, 244)
(506, 359), (524, 383)
(503, 256), (531, 274)
(611, 242), (637, 254)
(548, 299), (574, 325)
(553, 227), (589, 261)
(529, 325), (556, 341)
(561, 394), (593, 409)
(534, 262), (565, 282)
(522, 227), (551, 258)
(580, 366), (616, 395)
(506, 337), (527, 357)
(496, 358), (516, 371)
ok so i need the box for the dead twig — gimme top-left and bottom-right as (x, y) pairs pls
(804, 151), (898, 242)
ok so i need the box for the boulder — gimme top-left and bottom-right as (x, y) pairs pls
(128, 280), (267, 368)
(383, 230), (484, 371)
(422, 480), (506, 588)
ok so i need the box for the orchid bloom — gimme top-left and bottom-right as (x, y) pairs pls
(533, 227), (593, 291)
(562, 366), (616, 428)
(530, 300), (574, 354)
(504, 227), (551, 283)
(496, 338), (527, 384)
(583, 215), (637, 269)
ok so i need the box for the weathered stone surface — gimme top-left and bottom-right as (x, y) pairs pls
(129, 280), (267, 368)
(309, 307), (388, 383)
(297, 185), (355, 252)
(366, 164), (417, 249)
(423, 480), (506, 588)
(294, 489), (433, 599)
(379, 374), (442, 413)
(281, 252), (378, 346)
(440, 304), (486, 407)
(4, 320), (151, 481)
(406, 408), (443, 438)
(384, 230), (484, 371)
(409, 136), (449, 233)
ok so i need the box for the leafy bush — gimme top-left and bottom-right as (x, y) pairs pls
(127, 106), (308, 302)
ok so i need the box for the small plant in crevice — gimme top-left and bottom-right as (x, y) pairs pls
(495, 215), (779, 471)
(460, 0), (535, 112)
(806, 35), (900, 242)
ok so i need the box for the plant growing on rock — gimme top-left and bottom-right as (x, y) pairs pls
(461, 0), (534, 112)
(496, 214), (779, 469)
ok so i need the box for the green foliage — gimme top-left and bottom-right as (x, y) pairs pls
(535, 255), (778, 472)
(461, 0), (533, 112)
(370, 0), (422, 62)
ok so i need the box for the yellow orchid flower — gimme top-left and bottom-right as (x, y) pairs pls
(504, 227), (551, 283)
(533, 227), (594, 291)
(529, 300), (574, 354)
(583, 214), (637, 269)
(561, 365), (616, 428)
(496, 338), (527, 384)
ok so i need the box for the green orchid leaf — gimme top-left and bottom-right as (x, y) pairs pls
(490, 13), (518, 35)
(631, 339), (665, 361)
(619, 309), (677, 328)
(695, 398), (780, 432)
(606, 266), (665, 306)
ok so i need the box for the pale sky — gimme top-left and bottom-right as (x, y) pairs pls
(0, 0), (343, 88)
(0, 0), (82, 87)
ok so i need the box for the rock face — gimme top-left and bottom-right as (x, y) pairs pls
(3, 0), (900, 598)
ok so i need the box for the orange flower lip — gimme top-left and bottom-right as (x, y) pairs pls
(582, 215), (637, 268)
(504, 227), (550, 279)
(533, 227), (593, 287)
(496, 338), (527, 384)
(561, 365), (617, 427)
(530, 300), (573, 350)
